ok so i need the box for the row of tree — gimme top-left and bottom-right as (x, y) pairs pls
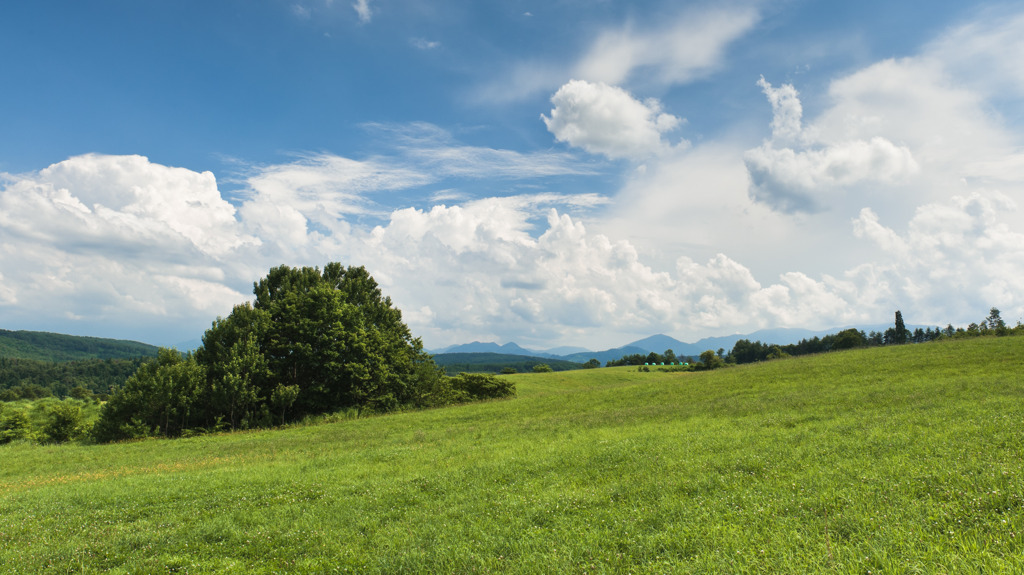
(92, 264), (513, 443)
(0, 398), (92, 444)
(0, 357), (148, 401)
(610, 308), (1020, 369)
(727, 308), (1020, 365)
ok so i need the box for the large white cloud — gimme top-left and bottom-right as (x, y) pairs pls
(743, 77), (919, 214)
(0, 154), (253, 259)
(0, 151), (881, 350)
(542, 80), (683, 160)
(363, 201), (879, 347)
(0, 155), (254, 343)
(852, 192), (1024, 324)
(3, 145), (1020, 351)
(0, 138), (607, 346)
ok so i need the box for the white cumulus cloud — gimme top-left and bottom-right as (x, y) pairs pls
(744, 77), (918, 214)
(0, 155), (254, 342)
(542, 80), (683, 160)
(852, 192), (1024, 323)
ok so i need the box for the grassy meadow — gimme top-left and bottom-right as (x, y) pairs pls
(1, 336), (1023, 573)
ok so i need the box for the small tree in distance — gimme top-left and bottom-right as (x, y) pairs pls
(698, 350), (725, 370)
(987, 308), (1006, 334)
(270, 384), (300, 426)
(895, 310), (908, 344)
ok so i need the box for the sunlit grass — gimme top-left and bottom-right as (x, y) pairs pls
(2, 336), (1023, 573)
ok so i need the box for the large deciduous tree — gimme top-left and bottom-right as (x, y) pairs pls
(250, 264), (431, 415)
(94, 263), (448, 441)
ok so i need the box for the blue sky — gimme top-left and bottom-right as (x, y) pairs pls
(1, 0), (1022, 350)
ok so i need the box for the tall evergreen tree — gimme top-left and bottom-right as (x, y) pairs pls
(894, 310), (908, 345)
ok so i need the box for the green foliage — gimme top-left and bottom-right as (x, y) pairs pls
(448, 372), (516, 400)
(94, 263), (468, 441)
(432, 352), (583, 375)
(894, 309), (908, 344)
(1, 398), (103, 444)
(41, 402), (84, 443)
(0, 406), (31, 443)
(532, 363), (553, 373)
(582, 358), (601, 369)
(251, 264), (429, 415)
(832, 328), (866, 350)
(987, 307), (1007, 334)
(0, 329), (157, 362)
(92, 349), (205, 442)
(0, 356), (149, 400)
(607, 350), (691, 367)
(269, 384), (300, 425)
(698, 349), (725, 370)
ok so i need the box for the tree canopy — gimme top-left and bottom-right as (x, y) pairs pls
(93, 264), (512, 442)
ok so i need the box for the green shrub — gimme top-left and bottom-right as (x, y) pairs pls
(42, 402), (84, 443)
(449, 373), (516, 400)
(0, 408), (31, 444)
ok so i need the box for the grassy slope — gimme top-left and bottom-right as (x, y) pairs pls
(1, 337), (1023, 573)
(0, 330), (158, 362)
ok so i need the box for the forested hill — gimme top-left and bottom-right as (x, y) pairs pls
(433, 352), (583, 375)
(0, 329), (158, 362)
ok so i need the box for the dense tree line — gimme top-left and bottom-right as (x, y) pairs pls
(0, 357), (149, 401)
(609, 308), (1022, 369)
(0, 397), (98, 444)
(725, 308), (1021, 365)
(92, 264), (514, 442)
(606, 348), (701, 367)
(432, 353), (584, 375)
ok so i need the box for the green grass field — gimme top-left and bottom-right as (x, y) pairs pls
(2, 336), (1022, 573)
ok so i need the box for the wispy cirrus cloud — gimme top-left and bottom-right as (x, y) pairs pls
(364, 122), (598, 179)
(411, 38), (440, 50)
(474, 4), (761, 104)
(352, 0), (372, 23)
(573, 6), (760, 86)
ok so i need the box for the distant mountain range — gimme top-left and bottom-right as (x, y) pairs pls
(430, 324), (908, 365)
(2, 323), (914, 368)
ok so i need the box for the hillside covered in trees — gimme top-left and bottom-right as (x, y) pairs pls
(0, 329), (157, 362)
(0, 330), (158, 402)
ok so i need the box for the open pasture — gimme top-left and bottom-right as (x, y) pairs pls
(1, 336), (1023, 573)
